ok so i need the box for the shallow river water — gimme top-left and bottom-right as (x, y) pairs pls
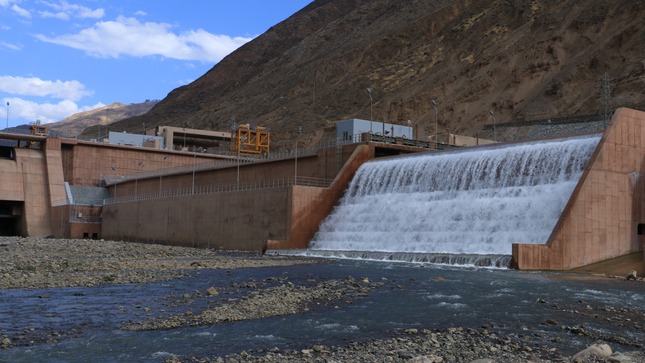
(1, 259), (644, 362)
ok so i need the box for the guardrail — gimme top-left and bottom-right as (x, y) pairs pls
(100, 132), (455, 186)
(103, 176), (333, 205)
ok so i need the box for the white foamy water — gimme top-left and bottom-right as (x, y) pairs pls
(311, 135), (600, 255)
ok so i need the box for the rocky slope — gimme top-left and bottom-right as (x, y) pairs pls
(48, 101), (157, 137)
(95, 0), (645, 148)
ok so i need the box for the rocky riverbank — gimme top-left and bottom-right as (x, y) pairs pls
(0, 237), (315, 289)
(1, 237), (644, 362)
(184, 330), (645, 363)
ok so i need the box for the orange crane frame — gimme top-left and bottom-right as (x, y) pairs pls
(230, 124), (270, 156)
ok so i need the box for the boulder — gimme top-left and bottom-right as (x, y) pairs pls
(625, 270), (637, 281)
(1, 337), (11, 348)
(572, 343), (612, 360)
(206, 287), (219, 296)
(609, 352), (633, 363)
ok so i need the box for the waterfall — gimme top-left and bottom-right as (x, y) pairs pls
(310, 135), (600, 258)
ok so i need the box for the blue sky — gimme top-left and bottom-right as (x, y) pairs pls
(0, 0), (312, 127)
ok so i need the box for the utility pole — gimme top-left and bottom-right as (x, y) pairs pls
(432, 100), (438, 145)
(602, 72), (612, 129)
(489, 110), (496, 142)
(367, 88), (373, 134)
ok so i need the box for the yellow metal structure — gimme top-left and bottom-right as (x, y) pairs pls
(231, 124), (270, 156)
(29, 125), (47, 136)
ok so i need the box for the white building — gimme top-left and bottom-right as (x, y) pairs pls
(108, 131), (165, 149)
(336, 118), (413, 142)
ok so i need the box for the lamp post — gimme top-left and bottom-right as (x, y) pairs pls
(192, 153), (196, 194)
(295, 126), (302, 185)
(489, 110), (496, 141)
(135, 160), (144, 199)
(5, 101), (9, 130)
(431, 100), (438, 146)
(159, 154), (168, 195)
(236, 139), (240, 187)
(111, 166), (118, 198)
(366, 88), (373, 134)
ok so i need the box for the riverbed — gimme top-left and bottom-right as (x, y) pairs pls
(1, 238), (644, 362)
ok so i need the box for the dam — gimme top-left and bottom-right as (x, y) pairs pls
(308, 135), (600, 263)
(1, 108), (644, 272)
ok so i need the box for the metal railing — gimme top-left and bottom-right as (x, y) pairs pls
(103, 176), (333, 205)
(100, 132), (459, 188)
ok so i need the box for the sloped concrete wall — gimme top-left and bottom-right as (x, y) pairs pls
(513, 108), (645, 270)
(267, 144), (374, 249)
(14, 148), (51, 237)
(103, 143), (375, 251)
(0, 156), (24, 202)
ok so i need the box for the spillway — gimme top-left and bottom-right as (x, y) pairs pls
(308, 135), (601, 265)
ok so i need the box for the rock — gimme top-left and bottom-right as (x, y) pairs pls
(405, 328), (418, 334)
(398, 350), (415, 360)
(572, 343), (612, 360)
(625, 270), (637, 281)
(407, 355), (443, 363)
(569, 326), (587, 335)
(206, 287), (219, 296)
(609, 352), (633, 363)
(470, 359), (494, 363)
(1, 337), (11, 348)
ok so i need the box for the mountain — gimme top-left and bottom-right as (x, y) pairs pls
(49, 101), (157, 137)
(89, 0), (645, 148)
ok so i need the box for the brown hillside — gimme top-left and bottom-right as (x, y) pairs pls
(49, 101), (157, 137)
(96, 0), (645, 149)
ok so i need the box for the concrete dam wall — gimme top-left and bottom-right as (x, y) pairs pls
(307, 108), (645, 271)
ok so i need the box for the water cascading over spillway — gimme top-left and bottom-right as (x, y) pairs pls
(309, 135), (601, 264)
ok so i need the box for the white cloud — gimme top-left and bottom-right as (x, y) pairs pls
(39, 0), (104, 20)
(3, 97), (105, 124)
(11, 4), (31, 18)
(34, 16), (253, 62)
(0, 41), (21, 50)
(0, 0), (15, 8)
(0, 76), (93, 101)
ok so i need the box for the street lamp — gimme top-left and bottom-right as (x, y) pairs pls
(111, 166), (118, 198)
(366, 88), (373, 134)
(295, 126), (302, 185)
(192, 153), (196, 194)
(431, 100), (438, 146)
(135, 160), (144, 199)
(489, 110), (496, 141)
(5, 101), (9, 130)
(159, 154), (168, 195)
